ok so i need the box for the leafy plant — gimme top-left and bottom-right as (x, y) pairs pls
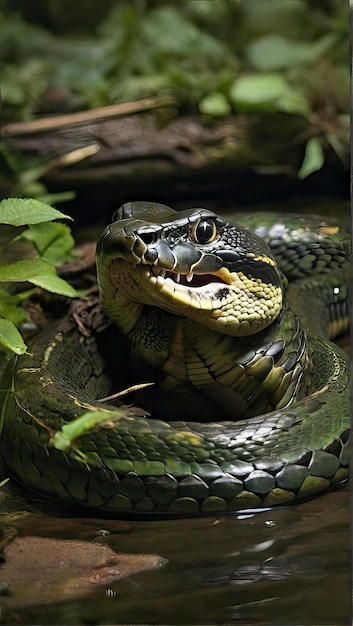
(1, 0), (349, 178)
(0, 198), (78, 355)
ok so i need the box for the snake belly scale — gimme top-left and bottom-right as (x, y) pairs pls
(0, 202), (349, 515)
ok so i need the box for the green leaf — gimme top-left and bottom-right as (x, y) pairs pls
(50, 409), (125, 454)
(246, 34), (338, 72)
(230, 73), (286, 111)
(230, 73), (309, 116)
(0, 198), (72, 226)
(325, 132), (349, 165)
(0, 259), (78, 297)
(20, 222), (75, 265)
(0, 318), (27, 354)
(298, 137), (325, 179)
(274, 86), (310, 116)
(36, 191), (76, 206)
(0, 287), (29, 325)
(30, 273), (78, 297)
(246, 35), (302, 71)
(198, 92), (231, 116)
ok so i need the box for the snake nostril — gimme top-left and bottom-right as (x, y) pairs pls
(137, 228), (157, 245)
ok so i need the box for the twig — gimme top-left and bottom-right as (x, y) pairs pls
(4, 97), (174, 136)
(98, 382), (154, 403)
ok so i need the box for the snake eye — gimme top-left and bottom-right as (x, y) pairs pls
(192, 219), (217, 245)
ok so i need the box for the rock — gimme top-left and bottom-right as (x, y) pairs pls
(0, 535), (167, 609)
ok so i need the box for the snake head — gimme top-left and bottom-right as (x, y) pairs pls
(97, 203), (284, 337)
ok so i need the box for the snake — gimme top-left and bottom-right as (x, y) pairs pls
(0, 202), (349, 516)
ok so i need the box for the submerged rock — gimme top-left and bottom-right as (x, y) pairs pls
(0, 535), (167, 610)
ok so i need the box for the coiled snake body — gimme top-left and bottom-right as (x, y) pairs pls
(0, 203), (349, 515)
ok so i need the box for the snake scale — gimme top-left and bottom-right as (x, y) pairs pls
(0, 202), (349, 515)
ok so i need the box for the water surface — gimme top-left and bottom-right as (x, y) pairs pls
(0, 481), (349, 625)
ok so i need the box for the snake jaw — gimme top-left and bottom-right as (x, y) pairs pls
(107, 257), (283, 336)
(131, 262), (283, 337)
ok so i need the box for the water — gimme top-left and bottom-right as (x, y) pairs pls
(0, 482), (349, 625)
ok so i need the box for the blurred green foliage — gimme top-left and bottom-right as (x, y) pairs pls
(0, 0), (349, 176)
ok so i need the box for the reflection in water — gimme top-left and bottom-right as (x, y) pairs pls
(1, 484), (349, 625)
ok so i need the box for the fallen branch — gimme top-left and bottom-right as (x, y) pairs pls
(4, 96), (173, 136)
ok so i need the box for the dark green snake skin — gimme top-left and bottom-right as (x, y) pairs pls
(0, 204), (349, 516)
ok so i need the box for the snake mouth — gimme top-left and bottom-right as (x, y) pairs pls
(107, 258), (283, 337)
(154, 268), (227, 288)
